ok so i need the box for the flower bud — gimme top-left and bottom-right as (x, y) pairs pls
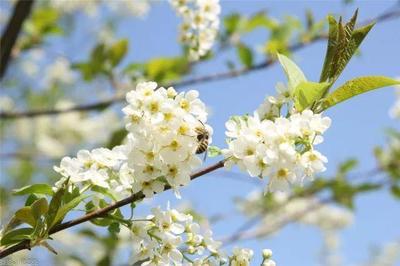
(262, 249), (273, 259)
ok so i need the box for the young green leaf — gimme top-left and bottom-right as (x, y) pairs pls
(322, 76), (400, 110)
(31, 198), (49, 220)
(50, 194), (90, 228)
(0, 228), (33, 246)
(25, 194), (40, 206)
(109, 39), (129, 66)
(13, 184), (54, 196)
(46, 183), (68, 228)
(391, 185), (400, 199)
(145, 57), (189, 83)
(236, 43), (253, 68)
(15, 207), (36, 227)
(277, 53), (307, 89)
(244, 12), (276, 32)
(338, 159), (358, 174)
(224, 13), (241, 35)
(293, 81), (330, 111)
(319, 10), (375, 85)
(208, 146), (222, 158)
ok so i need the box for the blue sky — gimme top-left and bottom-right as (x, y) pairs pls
(2, 0), (400, 265)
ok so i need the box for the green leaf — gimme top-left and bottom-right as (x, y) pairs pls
(72, 63), (95, 81)
(277, 53), (307, 89)
(25, 194), (40, 206)
(319, 15), (339, 83)
(107, 128), (128, 149)
(15, 207), (36, 227)
(50, 194), (89, 228)
(355, 183), (382, 192)
(294, 81), (330, 111)
(13, 184), (54, 196)
(319, 10), (375, 85)
(145, 57), (189, 83)
(108, 222), (120, 235)
(391, 185), (400, 199)
(0, 228), (33, 246)
(109, 39), (128, 66)
(31, 198), (49, 220)
(236, 43), (253, 68)
(338, 159), (358, 174)
(224, 13), (241, 35)
(331, 179), (356, 209)
(208, 146), (222, 158)
(46, 183), (68, 228)
(244, 12), (276, 32)
(322, 76), (400, 110)
(27, 7), (62, 36)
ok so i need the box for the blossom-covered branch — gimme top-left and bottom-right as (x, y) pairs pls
(0, 160), (225, 258)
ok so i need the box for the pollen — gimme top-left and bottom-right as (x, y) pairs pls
(246, 148), (255, 156)
(308, 153), (318, 161)
(170, 140), (180, 150)
(277, 168), (289, 179)
(149, 101), (160, 113)
(180, 99), (190, 111)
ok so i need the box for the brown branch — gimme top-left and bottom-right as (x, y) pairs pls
(0, 38), (319, 119)
(0, 0), (35, 79)
(0, 160), (225, 258)
(0, 8), (399, 119)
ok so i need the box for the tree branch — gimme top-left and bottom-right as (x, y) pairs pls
(0, 37), (320, 119)
(0, 0), (35, 79)
(0, 160), (225, 258)
(1, 8), (399, 119)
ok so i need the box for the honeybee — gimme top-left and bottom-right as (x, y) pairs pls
(194, 121), (210, 156)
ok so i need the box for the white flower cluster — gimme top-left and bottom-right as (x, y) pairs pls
(389, 85), (400, 119)
(170, 0), (220, 61)
(131, 206), (224, 265)
(54, 82), (211, 198)
(54, 146), (126, 189)
(238, 191), (353, 236)
(262, 249), (276, 266)
(230, 248), (253, 266)
(122, 81), (211, 197)
(222, 85), (331, 192)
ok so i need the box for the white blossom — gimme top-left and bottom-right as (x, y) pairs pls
(170, 0), (220, 61)
(230, 247), (254, 266)
(223, 87), (331, 192)
(54, 82), (211, 198)
(130, 206), (222, 265)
